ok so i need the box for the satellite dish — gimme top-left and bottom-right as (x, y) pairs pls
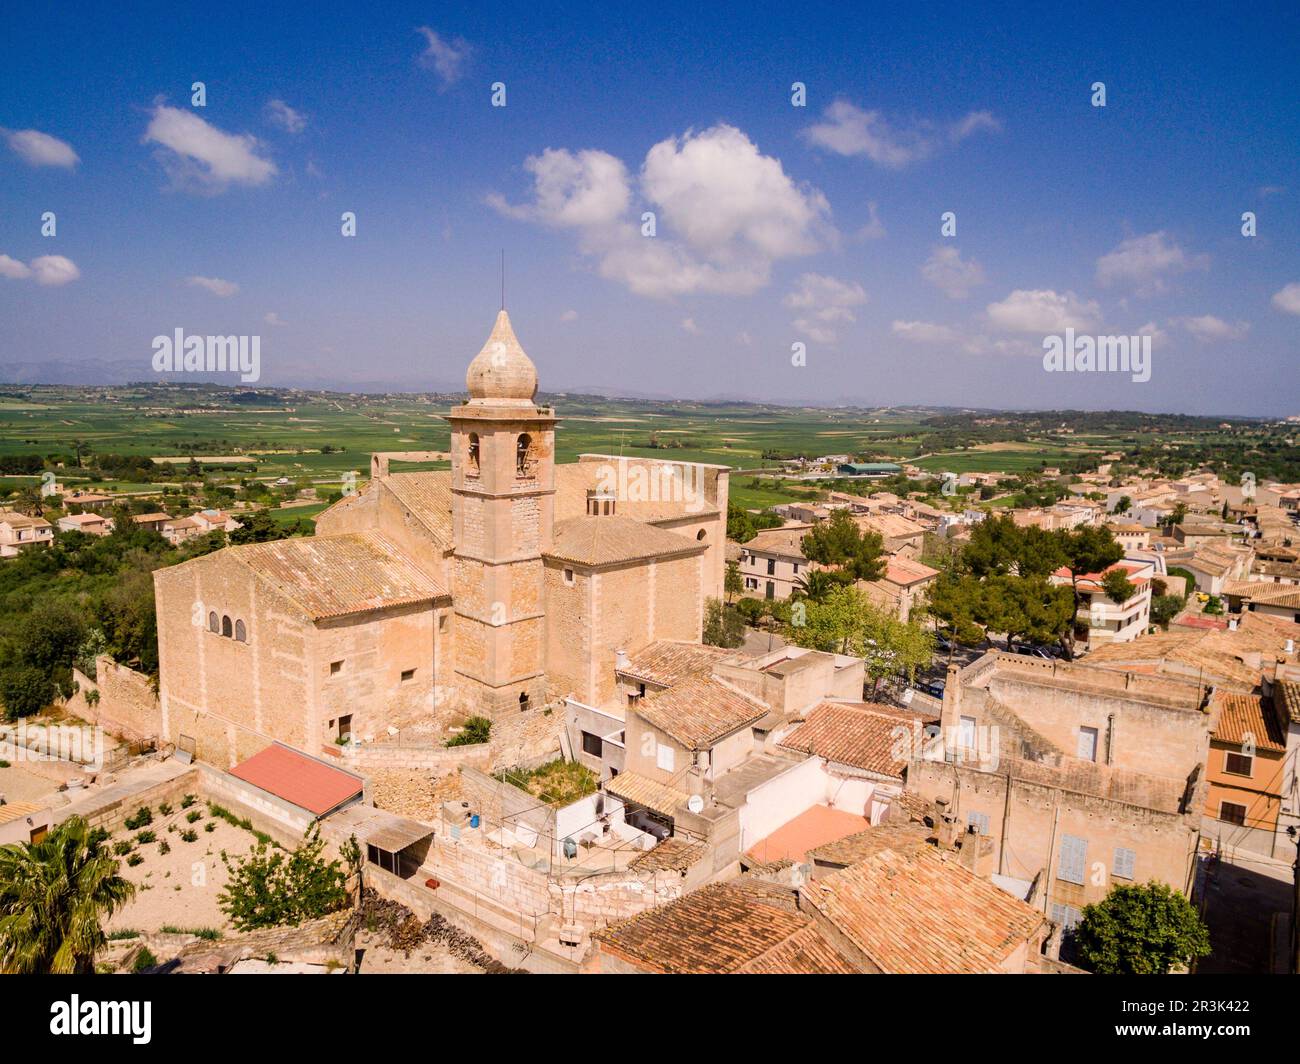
(687, 794), (704, 814)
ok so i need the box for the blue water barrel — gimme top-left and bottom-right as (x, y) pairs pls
(469, 813), (480, 828)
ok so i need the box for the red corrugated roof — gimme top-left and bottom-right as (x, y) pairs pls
(230, 743), (363, 816)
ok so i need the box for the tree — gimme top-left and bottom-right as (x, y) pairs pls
(724, 560), (742, 604)
(0, 816), (134, 973)
(926, 571), (986, 647)
(1101, 567), (1137, 605)
(794, 567), (839, 603)
(1110, 495), (1132, 515)
(446, 715), (491, 747)
(703, 598), (746, 649)
(0, 665), (54, 720)
(1073, 881), (1211, 974)
(783, 586), (933, 687)
(229, 509), (288, 545)
(800, 510), (885, 584)
(219, 824), (355, 932)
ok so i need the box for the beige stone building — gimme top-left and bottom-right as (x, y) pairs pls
(153, 311), (729, 764)
(908, 651), (1215, 937)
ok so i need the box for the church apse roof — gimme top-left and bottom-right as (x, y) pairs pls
(233, 533), (447, 619)
(546, 515), (706, 568)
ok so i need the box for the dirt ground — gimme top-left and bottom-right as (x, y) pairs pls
(105, 803), (264, 935)
(355, 934), (482, 974)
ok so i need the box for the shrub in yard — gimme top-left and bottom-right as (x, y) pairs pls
(126, 854), (144, 867)
(135, 830), (156, 845)
(204, 822), (216, 833)
(179, 829), (198, 843)
(186, 810), (202, 824)
(180, 794), (196, 809)
(158, 802), (173, 816)
(131, 948), (157, 973)
(158, 840), (170, 855)
(112, 840), (133, 856)
(124, 807), (152, 830)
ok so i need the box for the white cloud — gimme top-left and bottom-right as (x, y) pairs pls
(1136, 320), (1167, 348)
(490, 125), (832, 299)
(921, 246), (985, 299)
(986, 289), (1101, 333)
(5, 129), (79, 168)
(264, 311), (287, 326)
(187, 275), (239, 297)
(29, 255), (80, 286)
(1095, 231), (1208, 294)
(1172, 315), (1250, 342)
(892, 320), (959, 344)
(560, 309), (578, 322)
(0, 254), (33, 280)
(680, 317), (700, 335)
(264, 99), (307, 134)
(0, 253), (79, 286)
(785, 273), (867, 344)
(802, 100), (1000, 168)
(143, 105), (277, 191)
(416, 27), (472, 87)
(1271, 282), (1300, 316)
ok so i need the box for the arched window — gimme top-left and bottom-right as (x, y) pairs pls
(208, 611), (219, 633)
(516, 434), (533, 477)
(234, 619), (247, 643)
(221, 615), (232, 638)
(467, 433), (480, 475)
(696, 529), (707, 541)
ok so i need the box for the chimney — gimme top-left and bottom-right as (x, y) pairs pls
(615, 648), (630, 671)
(958, 829), (996, 877)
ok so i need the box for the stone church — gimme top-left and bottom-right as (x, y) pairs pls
(153, 311), (730, 765)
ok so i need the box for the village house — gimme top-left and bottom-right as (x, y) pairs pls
(1203, 689), (1290, 857)
(56, 511), (114, 536)
(737, 524), (812, 600)
(1051, 559), (1153, 651)
(189, 509), (244, 535)
(907, 652), (1214, 941)
(858, 555), (939, 622)
(131, 512), (172, 534)
(0, 510), (53, 557)
(587, 830), (1051, 973)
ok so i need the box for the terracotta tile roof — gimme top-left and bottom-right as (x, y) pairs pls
(619, 640), (734, 688)
(635, 675), (769, 750)
(131, 512), (173, 522)
(627, 837), (707, 874)
(1276, 680), (1300, 725)
(546, 515), (704, 567)
(745, 804), (872, 864)
(743, 524), (813, 560)
(1224, 581), (1300, 609)
(229, 742), (364, 816)
(799, 847), (1047, 973)
(0, 511), (51, 529)
(1212, 692), (1285, 752)
(853, 513), (926, 540)
(778, 701), (935, 778)
(381, 471), (454, 548)
(806, 820), (935, 867)
(882, 557), (940, 585)
(233, 533), (447, 618)
(0, 800), (47, 826)
(595, 882), (855, 974)
(735, 924), (858, 974)
(604, 771), (689, 819)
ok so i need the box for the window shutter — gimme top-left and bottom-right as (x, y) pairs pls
(1113, 846), (1136, 880)
(1058, 834), (1087, 884)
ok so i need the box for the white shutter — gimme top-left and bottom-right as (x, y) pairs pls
(1058, 834), (1087, 884)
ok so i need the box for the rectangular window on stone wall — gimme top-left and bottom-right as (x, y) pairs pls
(582, 731), (602, 757)
(656, 742), (674, 772)
(1057, 833), (1087, 885)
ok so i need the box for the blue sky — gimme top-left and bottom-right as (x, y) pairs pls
(1, 0), (1297, 413)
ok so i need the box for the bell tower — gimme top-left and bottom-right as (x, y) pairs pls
(446, 310), (556, 717)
